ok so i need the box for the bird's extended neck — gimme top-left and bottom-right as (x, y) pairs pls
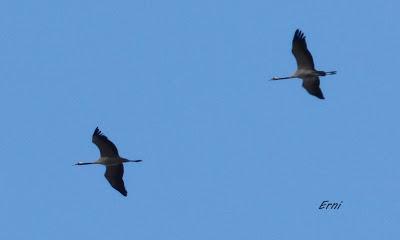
(74, 162), (97, 166)
(271, 76), (296, 80)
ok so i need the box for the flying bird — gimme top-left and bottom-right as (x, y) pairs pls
(271, 29), (336, 99)
(75, 127), (142, 196)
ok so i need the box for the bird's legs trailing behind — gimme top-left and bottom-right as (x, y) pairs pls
(124, 159), (143, 163)
(317, 71), (337, 76)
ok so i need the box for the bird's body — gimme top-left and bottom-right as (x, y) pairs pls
(271, 29), (336, 99)
(96, 156), (123, 166)
(75, 127), (142, 196)
(78, 156), (132, 166)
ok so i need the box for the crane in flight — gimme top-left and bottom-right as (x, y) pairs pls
(271, 29), (336, 99)
(75, 127), (142, 196)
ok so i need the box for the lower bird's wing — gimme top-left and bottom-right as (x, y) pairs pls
(104, 164), (127, 196)
(302, 76), (325, 99)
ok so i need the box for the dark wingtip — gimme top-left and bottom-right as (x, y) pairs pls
(294, 29), (305, 40)
(93, 127), (104, 137)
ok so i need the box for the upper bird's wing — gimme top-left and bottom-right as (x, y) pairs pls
(92, 127), (119, 157)
(302, 76), (325, 99)
(104, 164), (127, 196)
(292, 29), (315, 70)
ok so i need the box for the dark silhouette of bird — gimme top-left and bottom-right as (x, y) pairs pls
(271, 29), (336, 99)
(75, 127), (142, 196)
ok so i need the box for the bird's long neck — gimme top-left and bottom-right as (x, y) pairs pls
(271, 76), (296, 80)
(75, 162), (97, 165)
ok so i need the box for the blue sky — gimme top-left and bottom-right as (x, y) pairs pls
(1, 0), (399, 239)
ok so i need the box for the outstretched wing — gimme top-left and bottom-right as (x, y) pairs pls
(104, 164), (127, 196)
(92, 127), (119, 157)
(292, 29), (315, 70)
(302, 76), (325, 99)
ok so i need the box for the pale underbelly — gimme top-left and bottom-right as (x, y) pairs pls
(97, 157), (123, 166)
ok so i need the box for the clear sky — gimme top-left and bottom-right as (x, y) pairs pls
(1, 0), (399, 239)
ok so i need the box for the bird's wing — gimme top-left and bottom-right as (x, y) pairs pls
(92, 127), (119, 157)
(292, 29), (315, 70)
(302, 76), (325, 99)
(104, 164), (127, 196)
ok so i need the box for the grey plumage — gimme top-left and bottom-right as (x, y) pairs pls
(272, 29), (336, 99)
(75, 127), (142, 197)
